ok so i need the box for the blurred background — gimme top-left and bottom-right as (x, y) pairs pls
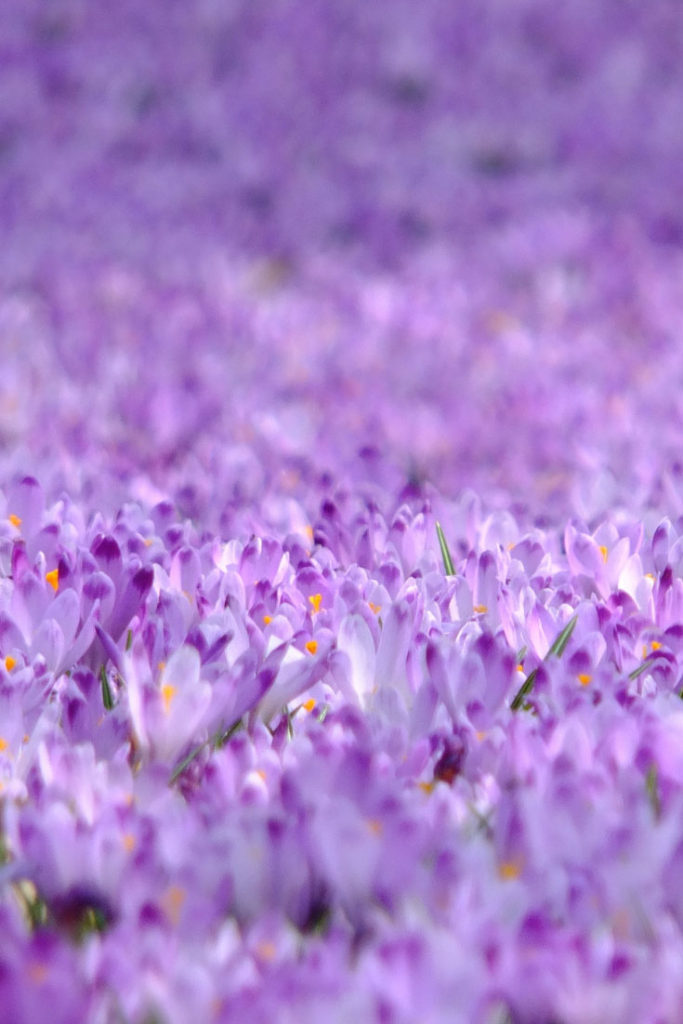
(1, 0), (683, 528)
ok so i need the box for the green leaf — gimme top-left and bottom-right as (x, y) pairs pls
(170, 719), (244, 783)
(15, 881), (47, 930)
(546, 615), (578, 658)
(510, 615), (577, 712)
(629, 659), (654, 681)
(316, 703), (330, 724)
(125, 629), (133, 651)
(435, 521), (456, 576)
(99, 666), (114, 711)
(646, 763), (661, 820)
(469, 803), (493, 832)
(214, 719), (244, 747)
(170, 740), (208, 783)
(510, 667), (538, 711)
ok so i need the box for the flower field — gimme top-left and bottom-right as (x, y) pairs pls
(3, 2), (683, 1021)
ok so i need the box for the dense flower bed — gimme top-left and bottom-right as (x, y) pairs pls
(3, 1), (683, 1022)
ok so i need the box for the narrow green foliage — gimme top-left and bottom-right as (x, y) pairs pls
(301, 901), (331, 936)
(27, 895), (47, 929)
(15, 881), (47, 930)
(140, 1014), (164, 1024)
(170, 742), (206, 784)
(215, 719), (244, 747)
(510, 668), (538, 712)
(316, 703), (330, 724)
(486, 1005), (514, 1024)
(170, 719), (244, 784)
(66, 903), (110, 943)
(100, 666), (114, 711)
(629, 660), (653, 681)
(126, 629), (133, 651)
(510, 615), (578, 712)
(435, 521), (456, 576)
(466, 802), (493, 837)
(646, 763), (661, 820)
(546, 615), (578, 658)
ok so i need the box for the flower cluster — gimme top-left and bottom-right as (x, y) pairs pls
(1, 476), (683, 1020)
(3, 0), (683, 1021)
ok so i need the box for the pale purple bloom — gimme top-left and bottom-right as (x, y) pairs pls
(3, 2), (683, 1020)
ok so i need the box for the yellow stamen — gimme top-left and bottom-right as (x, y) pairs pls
(642, 645), (648, 660)
(599, 545), (608, 562)
(161, 684), (177, 713)
(263, 615), (272, 625)
(485, 309), (517, 333)
(305, 640), (318, 655)
(304, 525), (314, 540)
(578, 673), (592, 686)
(160, 884), (186, 927)
(4, 655), (16, 671)
(303, 698), (316, 712)
(418, 780), (434, 794)
(8, 514), (21, 528)
(0, 737), (7, 752)
(255, 940), (277, 962)
(498, 860), (522, 881)
(367, 818), (383, 836)
(612, 907), (630, 939)
(476, 731), (486, 742)
(651, 641), (662, 651)
(28, 962), (48, 985)
(22, 734), (29, 744)
(473, 604), (488, 614)
(516, 663), (525, 673)
(45, 568), (59, 592)
(308, 593), (322, 613)
(368, 602), (381, 614)
(122, 833), (136, 853)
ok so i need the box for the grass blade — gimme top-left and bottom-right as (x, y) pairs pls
(170, 719), (244, 784)
(510, 668), (538, 711)
(170, 740), (208, 784)
(435, 521), (456, 576)
(100, 665), (114, 711)
(546, 615), (578, 658)
(646, 763), (661, 820)
(510, 616), (577, 712)
(629, 659), (654, 681)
